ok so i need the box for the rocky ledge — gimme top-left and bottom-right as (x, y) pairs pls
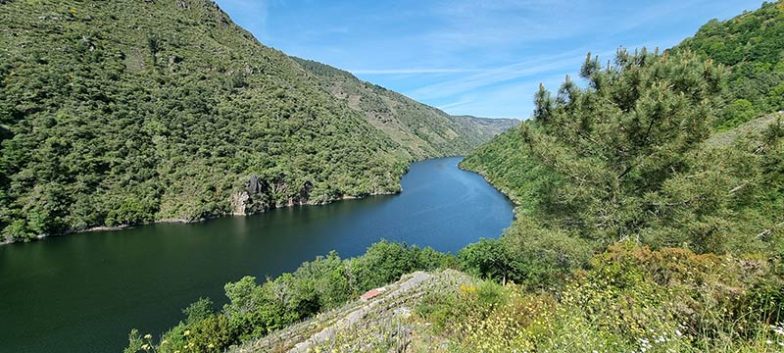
(231, 270), (473, 353)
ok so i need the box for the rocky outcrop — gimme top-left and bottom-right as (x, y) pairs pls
(231, 176), (315, 216)
(231, 175), (272, 216)
(289, 180), (313, 207)
(232, 270), (473, 353)
(230, 191), (252, 216)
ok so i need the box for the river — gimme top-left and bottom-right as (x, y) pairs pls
(0, 157), (514, 353)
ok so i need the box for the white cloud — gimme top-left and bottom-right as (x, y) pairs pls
(408, 47), (611, 101)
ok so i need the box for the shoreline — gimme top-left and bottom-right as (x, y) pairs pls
(2, 157), (493, 247)
(1, 190), (401, 246)
(456, 162), (521, 208)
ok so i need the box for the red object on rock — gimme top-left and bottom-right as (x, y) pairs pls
(360, 287), (385, 301)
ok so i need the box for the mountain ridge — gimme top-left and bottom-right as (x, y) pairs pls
(293, 57), (518, 159)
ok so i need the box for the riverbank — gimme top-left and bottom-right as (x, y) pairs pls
(1, 190), (402, 246)
(457, 162), (522, 207)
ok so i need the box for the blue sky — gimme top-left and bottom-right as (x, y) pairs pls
(215, 0), (767, 119)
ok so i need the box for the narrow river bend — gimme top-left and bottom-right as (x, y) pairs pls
(0, 157), (514, 353)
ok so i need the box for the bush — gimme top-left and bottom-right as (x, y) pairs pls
(183, 297), (214, 324)
(350, 240), (452, 290)
(182, 315), (236, 353)
(501, 217), (593, 288)
(719, 99), (758, 130)
(129, 241), (455, 352)
(458, 238), (513, 282)
(423, 243), (784, 353)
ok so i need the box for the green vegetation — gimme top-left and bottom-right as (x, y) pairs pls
(453, 4), (784, 349)
(677, 0), (784, 129)
(295, 58), (519, 159)
(124, 3), (783, 352)
(123, 241), (452, 353)
(277, 49), (783, 348)
(415, 243), (784, 353)
(464, 47), (783, 258)
(0, 0), (513, 243)
(0, 0), (778, 351)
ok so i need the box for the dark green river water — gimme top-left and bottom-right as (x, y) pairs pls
(0, 157), (514, 353)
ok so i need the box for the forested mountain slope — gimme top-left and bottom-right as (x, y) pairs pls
(676, 0), (784, 129)
(449, 114), (519, 144)
(295, 58), (518, 158)
(0, 0), (513, 242)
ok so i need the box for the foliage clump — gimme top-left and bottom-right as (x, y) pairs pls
(420, 244), (784, 353)
(677, 0), (784, 129)
(124, 241), (452, 353)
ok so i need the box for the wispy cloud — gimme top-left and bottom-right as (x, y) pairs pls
(216, 0), (768, 118)
(350, 68), (483, 75)
(426, 0), (592, 48)
(438, 98), (475, 110)
(408, 48), (603, 101)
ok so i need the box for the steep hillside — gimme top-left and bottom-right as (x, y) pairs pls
(706, 111), (784, 147)
(449, 114), (519, 142)
(295, 58), (519, 158)
(677, 0), (784, 129)
(0, 0), (513, 242)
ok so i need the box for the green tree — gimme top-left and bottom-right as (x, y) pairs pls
(458, 238), (513, 283)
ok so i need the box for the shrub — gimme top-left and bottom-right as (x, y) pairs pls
(458, 238), (513, 282)
(501, 217), (593, 288)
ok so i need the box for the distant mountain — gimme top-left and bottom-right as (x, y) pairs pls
(294, 58), (519, 159)
(449, 114), (520, 142)
(0, 0), (514, 242)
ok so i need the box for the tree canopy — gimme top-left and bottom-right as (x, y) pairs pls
(0, 0), (513, 242)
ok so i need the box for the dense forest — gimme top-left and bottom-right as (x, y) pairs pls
(123, 2), (784, 352)
(0, 0), (514, 243)
(677, 1), (784, 129)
